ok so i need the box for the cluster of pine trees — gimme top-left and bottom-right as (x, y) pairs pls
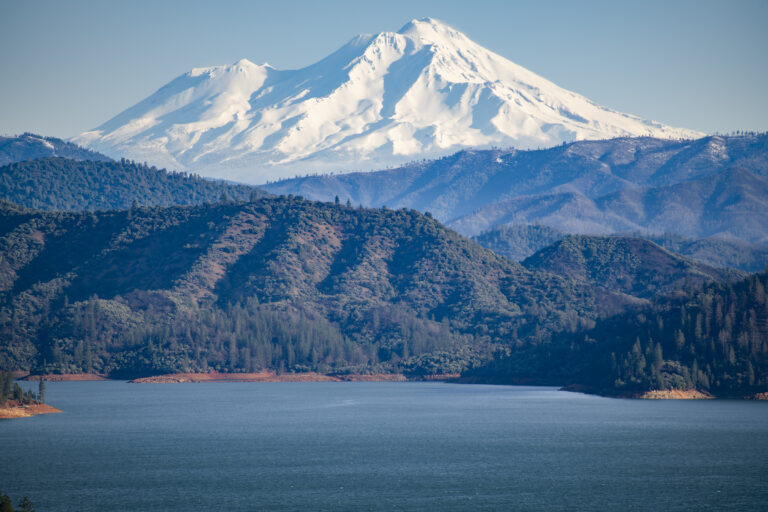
(0, 492), (34, 512)
(0, 371), (43, 407)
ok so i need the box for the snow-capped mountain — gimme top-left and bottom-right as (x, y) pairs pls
(74, 18), (703, 184)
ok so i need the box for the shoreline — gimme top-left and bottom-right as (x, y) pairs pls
(633, 389), (714, 400)
(12, 372), (767, 399)
(20, 373), (109, 382)
(0, 403), (62, 419)
(128, 371), (446, 383)
(562, 384), (716, 400)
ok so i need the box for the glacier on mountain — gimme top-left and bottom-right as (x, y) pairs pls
(73, 18), (703, 184)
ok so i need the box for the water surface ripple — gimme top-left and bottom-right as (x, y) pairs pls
(2, 381), (767, 511)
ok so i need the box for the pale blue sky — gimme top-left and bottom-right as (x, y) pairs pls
(1, 0), (766, 138)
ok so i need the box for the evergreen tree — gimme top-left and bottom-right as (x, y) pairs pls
(0, 492), (13, 512)
(0, 372), (11, 406)
(17, 497), (33, 512)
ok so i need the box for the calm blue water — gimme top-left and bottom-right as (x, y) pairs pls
(2, 381), (767, 511)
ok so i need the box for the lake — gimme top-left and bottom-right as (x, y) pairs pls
(2, 381), (767, 511)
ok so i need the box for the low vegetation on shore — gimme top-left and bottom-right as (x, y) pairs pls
(0, 491), (35, 512)
(0, 370), (59, 419)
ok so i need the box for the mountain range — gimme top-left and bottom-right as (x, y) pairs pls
(72, 18), (701, 183)
(0, 195), (748, 380)
(1, 16), (765, 398)
(265, 134), (768, 242)
(2, 136), (765, 273)
(0, 197), (614, 376)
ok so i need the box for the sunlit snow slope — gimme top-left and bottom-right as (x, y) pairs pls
(74, 18), (703, 184)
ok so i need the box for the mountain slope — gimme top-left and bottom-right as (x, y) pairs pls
(73, 18), (700, 183)
(472, 224), (566, 262)
(465, 271), (768, 398)
(453, 165), (768, 241)
(522, 235), (743, 300)
(641, 233), (768, 273)
(0, 133), (110, 166)
(0, 197), (630, 377)
(0, 157), (266, 211)
(471, 224), (768, 272)
(265, 134), (768, 242)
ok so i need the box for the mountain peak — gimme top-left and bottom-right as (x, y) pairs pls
(234, 58), (256, 68)
(73, 19), (703, 184)
(397, 17), (464, 44)
(398, 17), (448, 33)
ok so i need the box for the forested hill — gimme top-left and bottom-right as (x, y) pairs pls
(0, 197), (633, 378)
(264, 134), (768, 242)
(522, 235), (744, 300)
(0, 133), (111, 166)
(471, 224), (768, 273)
(465, 271), (768, 398)
(0, 157), (266, 211)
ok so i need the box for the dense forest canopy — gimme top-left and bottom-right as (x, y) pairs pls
(0, 157), (265, 211)
(0, 196), (628, 378)
(521, 235), (743, 300)
(466, 270), (768, 397)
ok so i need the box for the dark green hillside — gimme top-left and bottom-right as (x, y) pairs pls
(466, 271), (768, 398)
(0, 157), (265, 211)
(522, 235), (743, 300)
(0, 197), (621, 378)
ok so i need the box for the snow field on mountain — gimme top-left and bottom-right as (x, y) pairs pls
(74, 18), (703, 183)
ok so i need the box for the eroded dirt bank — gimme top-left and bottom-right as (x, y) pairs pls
(0, 403), (62, 419)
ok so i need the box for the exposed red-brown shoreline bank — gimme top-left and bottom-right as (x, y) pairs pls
(130, 371), (419, 383)
(13, 371), (459, 384)
(21, 373), (109, 382)
(0, 403), (62, 419)
(635, 389), (714, 400)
